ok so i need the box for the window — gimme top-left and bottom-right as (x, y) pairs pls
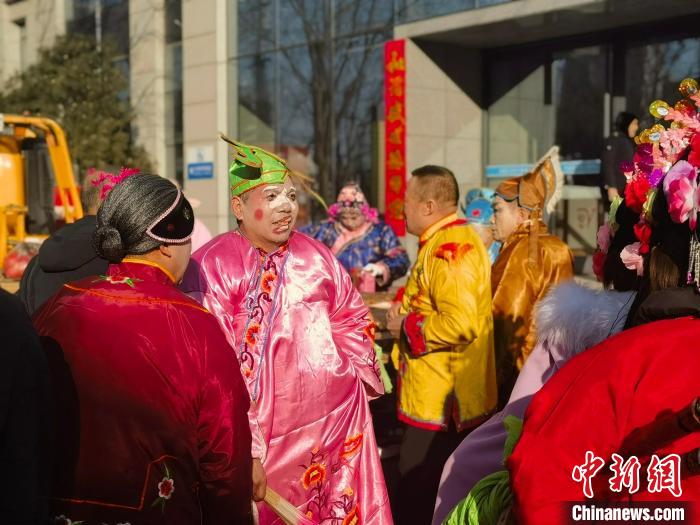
(394, 0), (511, 24)
(232, 0), (390, 209)
(625, 37), (700, 130)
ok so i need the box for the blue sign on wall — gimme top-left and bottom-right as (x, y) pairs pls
(187, 162), (214, 180)
(485, 164), (533, 178)
(485, 159), (601, 178)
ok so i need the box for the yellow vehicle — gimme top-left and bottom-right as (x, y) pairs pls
(0, 114), (83, 271)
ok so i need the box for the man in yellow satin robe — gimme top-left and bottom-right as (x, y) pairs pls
(387, 165), (496, 525)
(491, 147), (574, 407)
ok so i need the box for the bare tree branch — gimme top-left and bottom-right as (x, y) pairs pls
(241, 0), (391, 204)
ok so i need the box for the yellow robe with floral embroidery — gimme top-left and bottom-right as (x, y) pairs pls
(491, 219), (573, 406)
(395, 213), (497, 431)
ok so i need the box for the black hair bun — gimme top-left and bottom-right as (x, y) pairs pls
(94, 225), (126, 262)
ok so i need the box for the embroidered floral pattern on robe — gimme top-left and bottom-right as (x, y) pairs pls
(237, 244), (290, 395)
(300, 434), (365, 524)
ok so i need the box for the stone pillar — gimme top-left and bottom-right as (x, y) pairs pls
(181, 0), (233, 236)
(129, 0), (168, 176)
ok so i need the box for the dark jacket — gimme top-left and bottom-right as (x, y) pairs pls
(18, 216), (108, 315)
(630, 287), (700, 327)
(0, 289), (51, 524)
(601, 131), (636, 194)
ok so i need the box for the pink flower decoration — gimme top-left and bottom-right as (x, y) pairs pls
(663, 160), (700, 230)
(327, 201), (379, 224)
(92, 166), (141, 199)
(659, 126), (692, 163)
(327, 202), (342, 221)
(665, 108), (700, 133)
(360, 203), (379, 224)
(596, 223), (612, 254)
(620, 242), (644, 277)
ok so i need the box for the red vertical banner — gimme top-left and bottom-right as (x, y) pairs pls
(384, 39), (406, 237)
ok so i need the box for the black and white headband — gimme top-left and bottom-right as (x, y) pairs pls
(145, 189), (195, 243)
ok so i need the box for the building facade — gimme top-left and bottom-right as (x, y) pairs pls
(395, 0), (700, 253)
(0, 0), (183, 201)
(218, 0), (700, 252)
(3, 0), (700, 241)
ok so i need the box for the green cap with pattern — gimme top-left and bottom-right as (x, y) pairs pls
(222, 135), (291, 197)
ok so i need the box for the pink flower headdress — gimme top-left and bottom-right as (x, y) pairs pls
(327, 201), (379, 224)
(91, 167), (141, 199)
(663, 160), (700, 231)
(613, 78), (700, 283)
(642, 79), (700, 288)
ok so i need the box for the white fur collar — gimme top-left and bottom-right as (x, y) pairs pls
(535, 281), (635, 363)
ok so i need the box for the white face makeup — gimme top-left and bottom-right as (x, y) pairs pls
(336, 184), (367, 231)
(262, 182), (298, 235)
(266, 185), (296, 209)
(232, 178), (299, 252)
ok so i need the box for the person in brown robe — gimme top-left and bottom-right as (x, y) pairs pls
(490, 147), (574, 407)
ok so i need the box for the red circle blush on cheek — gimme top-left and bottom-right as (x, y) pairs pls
(254, 208), (264, 221)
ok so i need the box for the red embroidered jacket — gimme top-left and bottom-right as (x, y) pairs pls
(33, 260), (253, 524)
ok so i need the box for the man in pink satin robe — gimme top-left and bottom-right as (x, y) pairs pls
(181, 139), (393, 525)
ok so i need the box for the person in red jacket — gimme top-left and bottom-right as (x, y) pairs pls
(33, 173), (253, 524)
(508, 318), (700, 523)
